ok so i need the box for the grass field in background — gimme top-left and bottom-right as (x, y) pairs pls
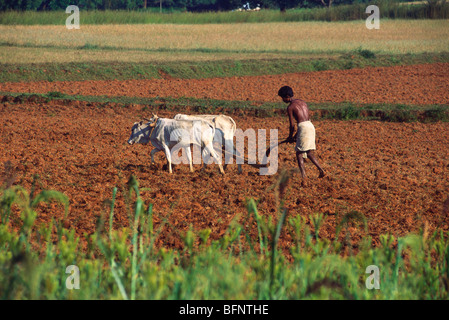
(1, 20), (448, 66)
(0, 20), (448, 83)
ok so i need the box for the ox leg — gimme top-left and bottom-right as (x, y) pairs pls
(206, 144), (224, 174)
(150, 148), (161, 165)
(222, 138), (229, 172)
(236, 148), (243, 174)
(185, 146), (194, 173)
(200, 145), (212, 173)
(224, 138), (242, 174)
(163, 146), (173, 173)
(200, 154), (207, 172)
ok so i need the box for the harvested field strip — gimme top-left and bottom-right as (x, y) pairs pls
(1, 20), (448, 67)
(1, 63), (448, 105)
(2, 21), (448, 54)
(1, 93), (448, 122)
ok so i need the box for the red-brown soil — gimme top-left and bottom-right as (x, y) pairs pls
(1, 99), (448, 251)
(1, 63), (449, 105)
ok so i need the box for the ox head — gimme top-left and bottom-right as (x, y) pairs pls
(127, 114), (159, 145)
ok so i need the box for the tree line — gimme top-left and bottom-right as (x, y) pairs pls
(0, 0), (372, 12)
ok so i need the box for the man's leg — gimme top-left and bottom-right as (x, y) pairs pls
(306, 150), (325, 178)
(295, 151), (307, 179)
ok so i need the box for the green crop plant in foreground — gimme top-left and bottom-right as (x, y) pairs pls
(1, 172), (449, 300)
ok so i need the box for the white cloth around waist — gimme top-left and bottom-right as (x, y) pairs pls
(295, 121), (316, 158)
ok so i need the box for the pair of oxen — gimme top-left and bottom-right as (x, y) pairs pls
(127, 114), (243, 174)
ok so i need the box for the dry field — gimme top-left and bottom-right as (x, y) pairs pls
(1, 63), (448, 251)
(1, 62), (448, 105)
(1, 18), (448, 251)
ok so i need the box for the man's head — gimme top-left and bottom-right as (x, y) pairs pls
(278, 86), (294, 103)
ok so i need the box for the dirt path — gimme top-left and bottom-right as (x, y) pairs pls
(1, 63), (449, 105)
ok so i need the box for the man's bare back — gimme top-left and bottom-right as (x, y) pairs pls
(287, 99), (310, 140)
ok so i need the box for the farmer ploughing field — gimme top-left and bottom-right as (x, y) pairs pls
(0, 8), (448, 300)
(277, 86), (325, 180)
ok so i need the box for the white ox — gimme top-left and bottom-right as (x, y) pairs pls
(127, 114), (224, 174)
(174, 114), (242, 173)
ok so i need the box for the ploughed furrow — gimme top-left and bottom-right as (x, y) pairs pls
(1, 63), (448, 105)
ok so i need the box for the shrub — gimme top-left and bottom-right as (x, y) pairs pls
(46, 91), (65, 99)
(356, 48), (376, 59)
(423, 108), (449, 122)
(311, 60), (329, 71)
(335, 105), (361, 120)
